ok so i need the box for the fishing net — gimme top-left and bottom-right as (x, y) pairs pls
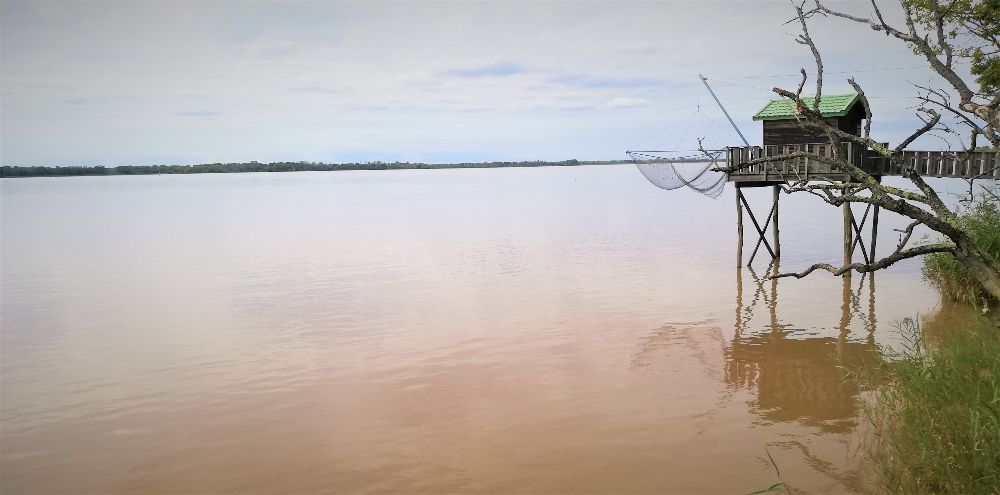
(627, 149), (727, 199)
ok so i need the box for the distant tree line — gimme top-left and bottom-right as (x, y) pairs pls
(0, 159), (633, 178)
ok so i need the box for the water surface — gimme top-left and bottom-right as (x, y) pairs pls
(1, 166), (944, 493)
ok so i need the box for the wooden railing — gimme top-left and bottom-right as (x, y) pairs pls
(725, 144), (1000, 182)
(888, 150), (1000, 179)
(725, 143), (865, 182)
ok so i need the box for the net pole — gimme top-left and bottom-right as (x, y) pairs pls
(699, 74), (750, 147)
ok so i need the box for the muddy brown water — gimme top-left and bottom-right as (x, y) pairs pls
(2, 166), (951, 493)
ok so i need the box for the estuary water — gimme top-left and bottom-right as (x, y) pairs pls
(1, 166), (946, 493)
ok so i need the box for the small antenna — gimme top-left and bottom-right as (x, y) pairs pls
(699, 74), (750, 147)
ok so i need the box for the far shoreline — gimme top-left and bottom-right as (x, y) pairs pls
(0, 159), (649, 179)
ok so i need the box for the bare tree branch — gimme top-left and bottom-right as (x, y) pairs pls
(930, 0), (954, 68)
(964, 165), (1000, 202)
(894, 219), (922, 251)
(772, 243), (955, 279)
(895, 108), (942, 152)
(848, 77), (872, 138)
(813, 0), (999, 145)
(793, 1), (823, 111)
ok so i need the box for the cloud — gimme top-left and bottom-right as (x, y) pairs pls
(176, 111), (220, 118)
(241, 39), (303, 63)
(556, 102), (595, 111)
(444, 63), (523, 78)
(288, 85), (339, 94)
(549, 74), (668, 89)
(605, 97), (652, 109)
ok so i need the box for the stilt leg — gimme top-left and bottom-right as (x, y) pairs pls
(772, 185), (781, 258)
(871, 205), (880, 261)
(736, 185), (744, 267)
(843, 201), (854, 267)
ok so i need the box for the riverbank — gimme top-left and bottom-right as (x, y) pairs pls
(863, 314), (1000, 494)
(0, 159), (633, 178)
(860, 194), (1000, 494)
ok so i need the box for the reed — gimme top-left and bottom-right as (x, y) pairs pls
(922, 199), (1000, 306)
(863, 319), (1000, 494)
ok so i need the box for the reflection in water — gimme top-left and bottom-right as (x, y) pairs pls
(625, 262), (886, 493)
(921, 301), (982, 346)
(727, 262), (882, 431)
(725, 263), (883, 492)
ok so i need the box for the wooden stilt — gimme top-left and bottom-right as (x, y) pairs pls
(843, 201), (854, 267)
(772, 185), (781, 258)
(871, 205), (880, 261)
(849, 204), (872, 264)
(741, 193), (776, 263)
(737, 185), (744, 267)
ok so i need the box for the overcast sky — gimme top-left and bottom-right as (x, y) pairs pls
(0, 0), (974, 166)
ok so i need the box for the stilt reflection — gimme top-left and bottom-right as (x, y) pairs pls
(727, 263), (882, 432)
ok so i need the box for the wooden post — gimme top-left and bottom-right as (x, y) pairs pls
(870, 205), (880, 261)
(772, 184), (781, 258)
(843, 201), (854, 268)
(736, 185), (744, 267)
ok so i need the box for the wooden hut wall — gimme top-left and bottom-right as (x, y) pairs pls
(761, 103), (866, 146)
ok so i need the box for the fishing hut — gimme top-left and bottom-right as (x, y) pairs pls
(627, 77), (1000, 268)
(727, 93), (881, 267)
(723, 92), (1000, 267)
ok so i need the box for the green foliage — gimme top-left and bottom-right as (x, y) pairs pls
(923, 198), (1000, 304)
(967, 0), (1000, 94)
(0, 159), (616, 178)
(863, 319), (1000, 494)
(910, 0), (1000, 94)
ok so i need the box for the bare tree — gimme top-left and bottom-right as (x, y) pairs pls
(810, 0), (999, 146)
(720, 0), (1000, 305)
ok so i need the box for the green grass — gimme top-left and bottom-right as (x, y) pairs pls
(747, 448), (790, 495)
(922, 199), (1000, 305)
(863, 318), (1000, 494)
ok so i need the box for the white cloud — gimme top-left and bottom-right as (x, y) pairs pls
(606, 97), (653, 109)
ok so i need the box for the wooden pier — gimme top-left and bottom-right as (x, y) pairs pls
(725, 144), (1000, 184)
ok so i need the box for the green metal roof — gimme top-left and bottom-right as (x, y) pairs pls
(752, 93), (860, 121)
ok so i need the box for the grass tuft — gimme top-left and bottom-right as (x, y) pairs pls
(922, 199), (1000, 305)
(863, 318), (1000, 494)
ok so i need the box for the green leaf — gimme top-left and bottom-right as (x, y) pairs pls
(747, 482), (784, 495)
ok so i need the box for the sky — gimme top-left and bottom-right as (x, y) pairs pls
(0, 0), (980, 166)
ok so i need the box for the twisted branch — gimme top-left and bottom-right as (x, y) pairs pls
(773, 243), (955, 279)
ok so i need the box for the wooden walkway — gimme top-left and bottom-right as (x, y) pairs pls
(725, 143), (1000, 184)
